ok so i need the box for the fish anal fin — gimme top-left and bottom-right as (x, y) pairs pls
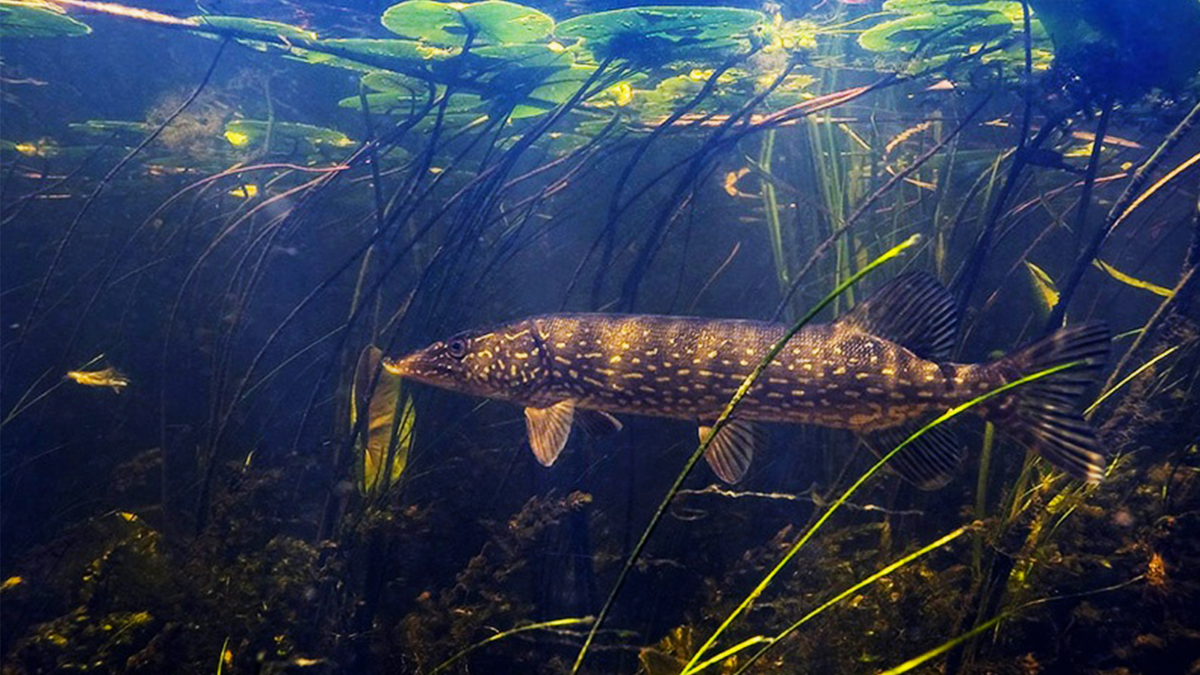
(861, 421), (965, 490)
(835, 272), (958, 361)
(699, 420), (766, 484)
(525, 400), (576, 467)
(576, 409), (623, 436)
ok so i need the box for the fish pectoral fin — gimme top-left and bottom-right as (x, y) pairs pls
(834, 271), (957, 361)
(525, 400), (577, 467)
(699, 420), (766, 484)
(859, 421), (965, 490)
(575, 409), (623, 436)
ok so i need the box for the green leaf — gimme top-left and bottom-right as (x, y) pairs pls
(68, 120), (153, 141)
(381, 0), (553, 47)
(858, 10), (1015, 52)
(224, 120), (354, 151)
(554, 6), (765, 66)
(0, 0), (90, 38)
(188, 14), (316, 41)
(362, 70), (430, 95)
(296, 38), (456, 79)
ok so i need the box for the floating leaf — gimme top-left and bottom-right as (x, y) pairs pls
(352, 346), (415, 495)
(296, 38), (455, 79)
(362, 70), (430, 96)
(0, 0), (90, 38)
(858, 9), (1014, 52)
(224, 120), (354, 152)
(189, 14), (316, 41)
(69, 119), (153, 142)
(555, 6), (765, 66)
(381, 0), (553, 47)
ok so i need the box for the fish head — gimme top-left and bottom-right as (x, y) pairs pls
(382, 321), (548, 402)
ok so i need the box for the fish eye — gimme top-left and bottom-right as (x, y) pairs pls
(446, 337), (468, 359)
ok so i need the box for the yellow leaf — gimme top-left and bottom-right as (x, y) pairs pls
(66, 365), (129, 392)
(1024, 261), (1060, 314)
(224, 130), (250, 147)
(1093, 259), (1173, 297)
(352, 346), (415, 494)
(229, 184), (258, 198)
(1, 576), (23, 592)
(608, 81), (633, 107)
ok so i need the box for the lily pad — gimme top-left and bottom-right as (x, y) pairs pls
(555, 6), (765, 65)
(189, 15), (316, 42)
(381, 0), (553, 47)
(340, 90), (485, 119)
(68, 120), (153, 141)
(297, 38), (456, 79)
(0, 0), (90, 38)
(882, 0), (1024, 16)
(858, 11), (1015, 52)
(224, 120), (354, 152)
(362, 71), (430, 96)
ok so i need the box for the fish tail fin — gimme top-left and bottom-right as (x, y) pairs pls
(990, 323), (1111, 484)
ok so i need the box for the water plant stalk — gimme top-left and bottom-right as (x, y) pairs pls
(1046, 99), (1200, 330)
(683, 360), (1088, 674)
(569, 234), (923, 675)
(726, 525), (973, 675)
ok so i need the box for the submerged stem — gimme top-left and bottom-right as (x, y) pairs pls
(569, 234), (922, 675)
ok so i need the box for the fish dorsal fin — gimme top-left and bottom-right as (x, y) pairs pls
(836, 272), (957, 360)
(860, 421), (965, 490)
(525, 400), (576, 466)
(576, 409), (623, 436)
(699, 420), (766, 484)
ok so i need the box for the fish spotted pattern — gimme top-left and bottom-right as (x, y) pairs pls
(385, 273), (1111, 487)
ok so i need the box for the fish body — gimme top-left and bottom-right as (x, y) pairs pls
(385, 274), (1110, 487)
(475, 314), (981, 432)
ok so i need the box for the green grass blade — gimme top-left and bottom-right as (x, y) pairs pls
(1085, 345), (1179, 416)
(719, 525), (973, 675)
(876, 613), (1010, 675)
(431, 616), (593, 675)
(568, 234), (923, 675)
(683, 359), (1087, 674)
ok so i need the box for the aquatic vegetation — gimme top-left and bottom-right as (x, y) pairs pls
(0, 0), (90, 38)
(2, 0), (1199, 674)
(351, 345), (415, 495)
(65, 365), (129, 393)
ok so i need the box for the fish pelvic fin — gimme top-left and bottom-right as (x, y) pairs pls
(700, 420), (766, 484)
(835, 271), (957, 360)
(525, 400), (577, 467)
(990, 323), (1112, 484)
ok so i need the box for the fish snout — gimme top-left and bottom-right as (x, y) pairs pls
(382, 354), (412, 376)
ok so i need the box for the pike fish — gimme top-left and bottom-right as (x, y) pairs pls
(384, 273), (1111, 487)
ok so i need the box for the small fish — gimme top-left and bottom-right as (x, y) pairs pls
(385, 274), (1110, 486)
(65, 366), (129, 393)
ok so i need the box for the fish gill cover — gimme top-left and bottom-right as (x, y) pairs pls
(1, 0), (1199, 674)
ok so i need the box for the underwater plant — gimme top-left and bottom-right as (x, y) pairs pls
(2, 1), (1199, 674)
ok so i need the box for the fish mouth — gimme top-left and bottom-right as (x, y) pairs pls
(381, 354), (414, 377)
